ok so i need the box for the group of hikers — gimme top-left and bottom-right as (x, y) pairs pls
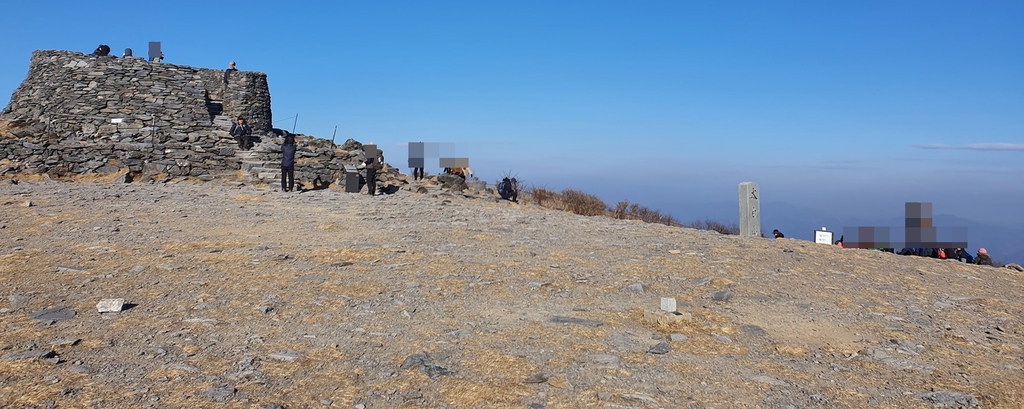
(893, 247), (994, 265)
(91, 44), (163, 61)
(228, 117), (389, 195)
(772, 229), (996, 266)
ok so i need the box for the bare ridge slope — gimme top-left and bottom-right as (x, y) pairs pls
(1, 179), (1021, 408)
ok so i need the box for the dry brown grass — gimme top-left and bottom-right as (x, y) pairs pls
(559, 189), (607, 216)
(685, 218), (740, 235)
(611, 200), (680, 226)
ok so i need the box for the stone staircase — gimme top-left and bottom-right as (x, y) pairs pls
(208, 113), (267, 179)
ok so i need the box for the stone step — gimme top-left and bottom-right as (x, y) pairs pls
(212, 115), (235, 127)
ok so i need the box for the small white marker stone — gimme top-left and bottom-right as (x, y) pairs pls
(660, 297), (677, 312)
(96, 298), (125, 313)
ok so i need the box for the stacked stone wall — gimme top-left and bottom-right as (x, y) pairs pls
(0, 50), (408, 189)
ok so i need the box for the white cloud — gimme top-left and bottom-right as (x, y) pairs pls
(913, 143), (1024, 151)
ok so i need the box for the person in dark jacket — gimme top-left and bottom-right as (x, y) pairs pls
(772, 229), (784, 238)
(974, 248), (993, 266)
(498, 177), (518, 202)
(92, 44), (111, 56)
(230, 117), (252, 150)
(361, 157), (379, 196)
(280, 133), (296, 192)
(954, 248), (974, 263)
(224, 61), (237, 85)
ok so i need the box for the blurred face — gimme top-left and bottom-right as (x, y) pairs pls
(237, 119), (244, 125)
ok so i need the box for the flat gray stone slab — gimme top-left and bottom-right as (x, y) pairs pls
(296, 275), (329, 282)
(647, 341), (670, 354)
(523, 373), (550, 383)
(669, 333), (690, 342)
(3, 349), (55, 361)
(8, 294), (31, 308)
(30, 306), (76, 322)
(712, 290), (733, 302)
(750, 375), (789, 386)
(588, 354), (621, 369)
(268, 351), (303, 362)
(400, 353), (454, 378)
(740, 325), (766, 335)
(550, 316), (603, 327)
(201, 386), (236, 402)
(55, 266), (85, 274)
(96, 298), (125, 313)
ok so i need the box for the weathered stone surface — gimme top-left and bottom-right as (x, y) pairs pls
(30, 306), (76, 322)
(96, 298), (125, 313)
(739, 181), (761, 237)
(550, 316), (603, 327)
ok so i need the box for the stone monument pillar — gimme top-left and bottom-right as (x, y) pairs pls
(738, 182), (761, 238)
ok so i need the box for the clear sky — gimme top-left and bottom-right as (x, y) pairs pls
(2, 1), (1022, 226)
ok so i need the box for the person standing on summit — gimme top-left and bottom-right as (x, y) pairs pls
(280, 132), (296, 192)
(224, 61), (237, 85)
(230, 117), (252, 150)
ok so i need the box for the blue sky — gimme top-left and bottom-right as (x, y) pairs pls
(2, 1), (1022, 227)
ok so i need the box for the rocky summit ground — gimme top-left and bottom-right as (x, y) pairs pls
(1, 176), (1022, 409)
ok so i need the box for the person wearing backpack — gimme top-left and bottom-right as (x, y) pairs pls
(230, 117), (252, 150)
(280, 133), (296, 192)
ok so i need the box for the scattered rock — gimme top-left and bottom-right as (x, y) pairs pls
(647, 341), (670, 354)
(400, 352), (454, 378)
(919, 390), (980, 407)
(587, 354), (620, 369)
(3, 349), (57, 362)
(268, 351), (303, 362)
(712, 290), (733, 302)
(200, 385), (236, 402)
(619, 393), (660, 407)
(892, 339), (926, 355)
(55, 266), (84, 274)
(642, 309), (692, 327)
(740, 325), (766, 335)
(669, 334), (689, 342)
(624, 283), (645, 294)
(30, 306), (76, 322)
(550, 316), (603, 327)
(523, 373), (550, 383)
(8, 294), (30, 309)
(750, 375), (789, 386)
(50, 338), (80, 347)
(96, 298), (125, 313)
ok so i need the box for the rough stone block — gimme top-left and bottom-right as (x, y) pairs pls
(660, 297), (677, 312)
(96, 298), (125, 313)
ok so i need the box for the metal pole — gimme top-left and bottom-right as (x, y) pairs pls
(292, 113), (298, 134)
(332, 126), (337, 144)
